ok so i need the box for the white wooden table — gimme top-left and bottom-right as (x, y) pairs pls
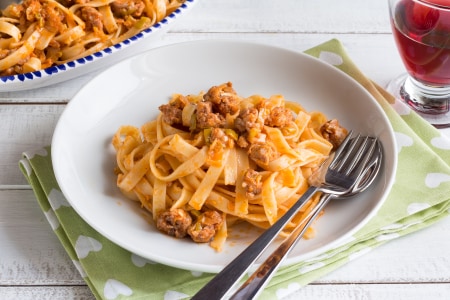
(1, 0), (450, 299)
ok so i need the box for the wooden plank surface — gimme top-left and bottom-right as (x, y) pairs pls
(170, 0), (391, 33)
(1, 0), (450, 299)
(1, 284), (450, 300)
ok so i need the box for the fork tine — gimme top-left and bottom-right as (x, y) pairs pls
(348, 138), (378, 178)
(342, 136), (370, 175)
(332, 130), (354, 160)
(345, 137), (378, 177)
(330, 132), (361, 170)
(324, 135), (378, 192)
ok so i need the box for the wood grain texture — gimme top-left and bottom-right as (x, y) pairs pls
(1, 284), (450, 300)
(0, 287), (95, 300)
(0, 190), (84, 284)
(171, 0), (391, 34)
(0, 105), (65, 185)
(1, 0), (449, 299)
(283, 283), (450, 300)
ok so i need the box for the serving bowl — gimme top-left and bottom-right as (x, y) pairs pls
(0, 0), (197, 92)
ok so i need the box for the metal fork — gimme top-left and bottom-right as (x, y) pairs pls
(192, 131), (378, 300)
(229, 137), (382, 299)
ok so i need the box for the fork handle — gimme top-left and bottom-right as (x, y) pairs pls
(191, 186), (319, 300)
(229, 194), (331, 300)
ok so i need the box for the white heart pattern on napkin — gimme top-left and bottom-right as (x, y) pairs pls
(74, 235), (102, 259)
(425, 173), (450, 188)
(48, 188), (71, 210)
(318, 51), (344, 66)
(395, 131), (414, 153)
(407, 203), (431, 215)
(24, 148), (48, 160)
(131, 253), (157, 267)
(431, 134), (450, 150)
(164, 290), (190, 300)
(190, 270), (203, 277)
(104, 279), (133, 299)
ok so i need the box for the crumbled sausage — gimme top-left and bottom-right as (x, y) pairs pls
(187, 210), (223, 243)
(209, 128), (234, 148)
(242, 169), (263, 198)
(248, 143), (277, 165)
(237, 136), (249, 148)
(320, 119), (348, 150)
(234, 107), (263, 133)
(203, 82), (240, 116)
(265, 106), (294, 127)
(158, 95), (188, 126)
(110, 0), (145, 18)
(81, 7), (103, 32)
(24, 0), (41, 22)
(156, 208), (192, 238)
(196, 101), (225, 129)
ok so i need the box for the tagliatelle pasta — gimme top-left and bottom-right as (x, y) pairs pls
(0, 0), (184, 75)
(112, 82), (348, 251)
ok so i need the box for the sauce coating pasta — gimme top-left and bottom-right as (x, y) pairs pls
(0, 0), (184, 75)
(112, 82), (348, 251)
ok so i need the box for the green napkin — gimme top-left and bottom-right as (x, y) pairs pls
(19, 39), (450, 300)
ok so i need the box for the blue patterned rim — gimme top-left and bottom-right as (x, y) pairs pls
(0, 0), (196, 85)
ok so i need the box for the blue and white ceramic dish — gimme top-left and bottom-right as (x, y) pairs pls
(0, 0), (197, 92)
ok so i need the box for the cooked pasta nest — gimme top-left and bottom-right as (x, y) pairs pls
(112, 82), (348, 251)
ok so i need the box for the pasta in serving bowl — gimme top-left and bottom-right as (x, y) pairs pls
(0, 0), (196, 91)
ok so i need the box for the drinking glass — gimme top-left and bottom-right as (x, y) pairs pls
(387, 0), (450, 128)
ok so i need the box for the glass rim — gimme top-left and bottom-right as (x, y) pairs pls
(415, 0), (450, 9)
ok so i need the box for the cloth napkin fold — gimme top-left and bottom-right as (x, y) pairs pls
(19, 39), (450, 300)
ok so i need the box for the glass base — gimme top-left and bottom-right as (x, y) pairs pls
(386, 74), (450, 128)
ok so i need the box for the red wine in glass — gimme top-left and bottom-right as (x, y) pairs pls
(388, 0), (450, 127)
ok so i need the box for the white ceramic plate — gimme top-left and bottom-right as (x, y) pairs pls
(52, 40), (397, 273)
(0, 0), (197, 92)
